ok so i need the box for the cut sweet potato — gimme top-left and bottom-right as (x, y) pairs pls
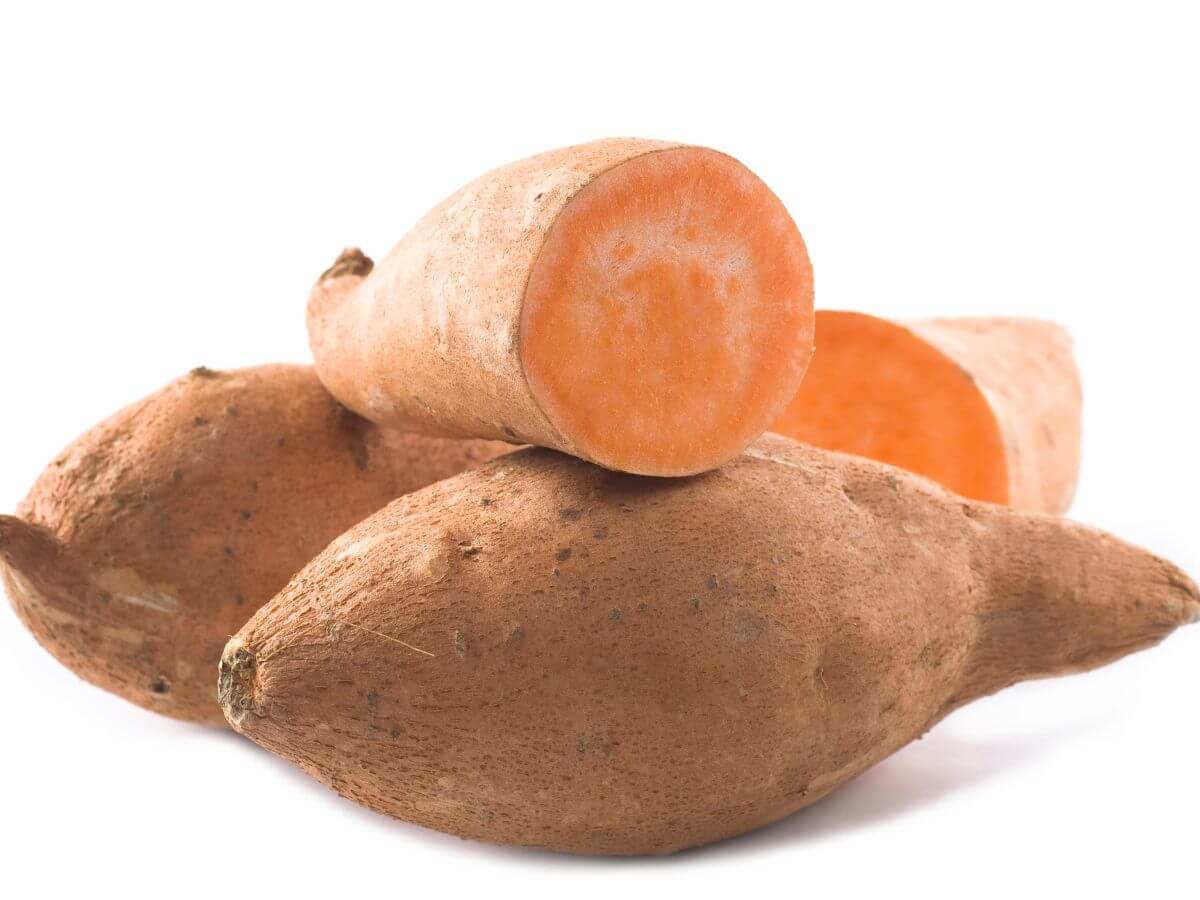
(772, 312), (1081, 512)
(308, 138), (814, 476)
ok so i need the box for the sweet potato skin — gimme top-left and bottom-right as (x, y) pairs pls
(220, 435), (1196, 854)
(1, 365), (510, 725)
(308, 140), (681, 450)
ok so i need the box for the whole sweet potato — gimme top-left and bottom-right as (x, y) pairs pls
(220, 434), (1197, 853)
(1, 365), (510, 724)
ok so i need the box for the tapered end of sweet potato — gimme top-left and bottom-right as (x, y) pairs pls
(1161, 558), (1200, 626)
(308, 248), (375, 328)
(318, 247), (374, 284)
(218, 637), (261, 729)
(0, 515), (60, 572)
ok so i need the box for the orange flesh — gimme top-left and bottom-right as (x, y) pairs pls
(519, 147), (813, 476)
(772, 311), (1010, 504)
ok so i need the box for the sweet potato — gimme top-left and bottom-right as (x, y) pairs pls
(772, 312), (1081, 512)
(0, 365), (509, 725)
(219, 434), (1197, 854)
(307, 138), (814, 477)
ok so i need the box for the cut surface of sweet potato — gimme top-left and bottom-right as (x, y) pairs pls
(773, 311), (1081, 512)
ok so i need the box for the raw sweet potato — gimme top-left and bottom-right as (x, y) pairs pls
(307, 138), (814, 477)
(772, 312), (1081, 512)
(219, 434), (1197, 854)
(0, 365), (509, 725)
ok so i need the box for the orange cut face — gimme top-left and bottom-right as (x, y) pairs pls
(772, 311), (1010, 504)
(519, 147), (814, 476)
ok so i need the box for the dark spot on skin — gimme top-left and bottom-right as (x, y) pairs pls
(193, 416), (209, 427)
(706, 575), (720, 591)
(560, 507), (583, 521)
(224, 546), (235, 558)
(609, 608), (622, 622)
(234, 594), (246, 606)
(592, 526), (609, 539)
(918, 642), (942, 668)
(576, 734), (613, 757)
(480, 497), (493, 507)
(535, 192), (545, 201)
(508, 625), (525, 643)
(276, 436), (287, 448)
(555, 547), (572, 562)
(637, 602), (649, 613)
(459, 542), (481, 557)
(453, 630), (471, 657)
(389, 724), (404, 739)
(149, 676), (171, 695)
(365, 689), (379, 707)
(172, 468), (184, 483)
(226, 404), (240, 417)
(240, 510), (252, 522)
(552, 568), (560, 577)
(690, 597), (702, 612)
(190, 366), (218, 378)
(733, 613), (766, 643)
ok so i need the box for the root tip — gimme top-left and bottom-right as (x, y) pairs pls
(0, 515), (58, 569)
(218, 638), (261, 729)
(318, 247), (374, 284)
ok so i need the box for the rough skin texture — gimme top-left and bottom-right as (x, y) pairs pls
(219, 434), (1197, 854)
(307, 138), (814, 476)
(1, 365), (510, 725)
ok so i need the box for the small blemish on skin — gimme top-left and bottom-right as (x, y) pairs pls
(609, 608), (622, 622)
(193, 416), (209, 427)
(453, 630), (471, 657)
(149, 676), (171, 695)
(690, 597), (703, 612)
(706, 575), (720, 591)
(555, 547), (572, 562)
(560, 508), (583, 521)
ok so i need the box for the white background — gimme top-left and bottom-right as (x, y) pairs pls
(2, 2), (1197, 897)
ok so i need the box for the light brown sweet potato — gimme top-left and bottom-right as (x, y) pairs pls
(307, 138), (814, 477)
(219, 434), (1197, 854)
(0, 365), (510, 725)
(773, 312), (1081, 512)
